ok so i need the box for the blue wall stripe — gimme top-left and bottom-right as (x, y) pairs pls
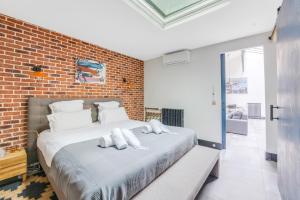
(220, 54), (226, 149)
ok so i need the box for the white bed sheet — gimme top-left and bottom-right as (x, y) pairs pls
(37, 120), (147, 167)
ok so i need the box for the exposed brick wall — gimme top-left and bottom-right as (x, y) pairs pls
(0, 14), (144, 149)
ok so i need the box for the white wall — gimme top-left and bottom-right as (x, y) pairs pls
(264, 41), (278, 154)
(144, 32), (278, 154)
(225, 49), (266, 117)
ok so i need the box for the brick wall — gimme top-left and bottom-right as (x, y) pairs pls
(0, 14), (144, 149)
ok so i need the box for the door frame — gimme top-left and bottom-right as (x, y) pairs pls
(220, 53), (226, 149)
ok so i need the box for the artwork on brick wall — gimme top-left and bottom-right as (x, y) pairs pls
(75, 59), (106, 84)
(226, 77), (248, 94)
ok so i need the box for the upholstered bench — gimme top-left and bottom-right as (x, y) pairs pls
(133, 146), (220, 200)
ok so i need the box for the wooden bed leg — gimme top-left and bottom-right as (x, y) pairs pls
(22, 174), (27, 182)
(210, 160), (220, 178)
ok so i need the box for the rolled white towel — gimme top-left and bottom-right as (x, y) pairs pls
(161, 125), (171, 133)
(142, 124), (153, 134)
(122, 129), (146, 149)
(99, 134), (114, 148)
(111, 128), (128, 150)
(149, 119), (163, 134)
(149, 120), (172, 134)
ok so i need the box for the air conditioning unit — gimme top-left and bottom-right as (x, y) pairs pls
(163, 50), (191, 65)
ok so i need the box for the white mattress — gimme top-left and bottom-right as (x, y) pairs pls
(37, 120), (147, 167)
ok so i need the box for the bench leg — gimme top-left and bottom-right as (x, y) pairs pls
(210, 160), (220, 178)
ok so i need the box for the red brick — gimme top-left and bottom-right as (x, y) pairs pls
(0, 13), (144, 148)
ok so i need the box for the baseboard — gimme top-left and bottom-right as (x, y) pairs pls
(198, 139), (222, 150)
(265, 152), (277, 162)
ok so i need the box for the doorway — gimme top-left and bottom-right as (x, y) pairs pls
(201, 47), (280, 200)
(221, 46), (266, 150)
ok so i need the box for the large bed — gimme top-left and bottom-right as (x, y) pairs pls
(28, 97), (220, 200)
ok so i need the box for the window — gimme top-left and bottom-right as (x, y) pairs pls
(145, 0), (207, 17)
(124, 0), (230, 29)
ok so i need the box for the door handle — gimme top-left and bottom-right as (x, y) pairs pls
(270, 105), (279, 121)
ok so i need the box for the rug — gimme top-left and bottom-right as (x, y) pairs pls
(0, 173), (57, 200)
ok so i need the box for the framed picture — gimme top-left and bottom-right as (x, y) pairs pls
(75, 59), (106, 84)
(226, 77), (248, 94)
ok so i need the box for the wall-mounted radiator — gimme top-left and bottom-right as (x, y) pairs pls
(162, 108), (184, 127)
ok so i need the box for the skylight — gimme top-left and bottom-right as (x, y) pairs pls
(124, 0), (230, 29)
(145, 0), (208, 17)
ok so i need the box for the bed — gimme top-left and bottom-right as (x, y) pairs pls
(27, 97), (220, 200)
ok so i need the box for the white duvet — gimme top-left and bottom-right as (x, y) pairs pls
(37, 120), (147, 167)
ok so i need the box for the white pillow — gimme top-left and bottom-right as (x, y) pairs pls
(99, 107), (129, 124)
(49, 100), (84, 113)
(94, 101), (120, 111)
(95, 101), (120, 121)
(47, 109), (92, 132)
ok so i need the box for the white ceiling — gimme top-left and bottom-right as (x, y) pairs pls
(0, 0), (282, 61)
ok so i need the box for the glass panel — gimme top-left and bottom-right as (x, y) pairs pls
(145, 0), (205, 17)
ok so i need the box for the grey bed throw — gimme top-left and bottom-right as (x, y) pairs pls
(48, 126), (197, 200)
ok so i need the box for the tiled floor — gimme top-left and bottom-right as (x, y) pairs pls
(197, 119), (281, 200)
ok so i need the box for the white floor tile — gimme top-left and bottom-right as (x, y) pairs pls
(196, 119), (281, 200)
